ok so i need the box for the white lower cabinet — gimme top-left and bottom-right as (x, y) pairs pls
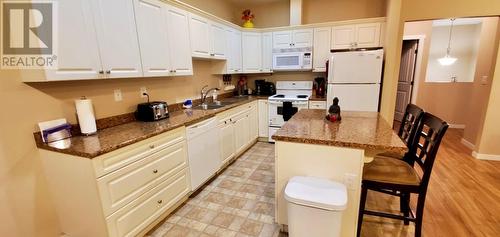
(217, 101), (259, 166)
(106, 169), (189, 237)
(258, 100), (269, 138)
(40, 127), (190, 237)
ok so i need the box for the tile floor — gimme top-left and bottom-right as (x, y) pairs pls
(148, 142), (283, 237)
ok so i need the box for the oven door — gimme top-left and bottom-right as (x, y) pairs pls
(268, 100), (309, 127)
(272, 53), (303, 71)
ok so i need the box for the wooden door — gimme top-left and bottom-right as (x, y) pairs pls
(91, 0), (143, 78)
(134, 0), (170, 77)
(394, 40), (419, 122)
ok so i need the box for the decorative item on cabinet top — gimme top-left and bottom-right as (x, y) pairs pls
(242, 9), (255, 28)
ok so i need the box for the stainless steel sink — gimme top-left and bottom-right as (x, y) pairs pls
(193, 102), (234, 110)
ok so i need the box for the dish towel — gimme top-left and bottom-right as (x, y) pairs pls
(282, 101), (298, 121)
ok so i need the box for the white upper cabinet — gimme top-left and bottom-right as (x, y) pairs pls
(189, 14), (211, 58)
(210, 23), (227, 59)
(331, 23), (381, 49)
(331, 25), (356, 49)
(134, 0), (170, 77)
(242, 32), (262, 73)
(261, 32), (273, 72)
(273, 29), (313, 49)
(313, 27), (332, 72)
(293, 29), (314, 48)
(91, 0), (143, 78)
(355, 23), (381, 48)
(46, 0), (103, 81)
(273, 31), (293, 49)
(189, 13), (226, 60)
(227, 28), (242, 73)
(165, 5), (193, 76)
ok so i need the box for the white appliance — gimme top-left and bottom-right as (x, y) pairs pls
(327, 49), (384, 112)
(268, 81), (313, 142)
(273, 47), (312, 71)
(186, 117), (221, 191)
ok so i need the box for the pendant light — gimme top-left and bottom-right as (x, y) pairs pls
(438, 18), (457, 66)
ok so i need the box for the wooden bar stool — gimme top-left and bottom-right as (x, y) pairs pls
(357, 113), (449, 237)
(378, 103), (424, 159)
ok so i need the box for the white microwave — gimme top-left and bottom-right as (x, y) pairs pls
(272, 47), (312, 71)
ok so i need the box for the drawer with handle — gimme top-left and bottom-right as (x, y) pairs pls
(92, 127), (185, 177)
(309, 101), (327, 109)
(97, 140), (188, 216)
(106, 168), (190, 237)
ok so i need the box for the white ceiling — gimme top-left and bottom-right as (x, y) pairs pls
(433, 17), (483, 27)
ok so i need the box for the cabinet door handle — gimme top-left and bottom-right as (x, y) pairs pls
(153, 169), (158, 174)
(105, 70), (111, 74)
(157, 200), (163, 204)
(149, 144), (155, 149)
(98, 70), (104, 74)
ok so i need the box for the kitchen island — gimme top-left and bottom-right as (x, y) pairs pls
(272, 109), (407, 237)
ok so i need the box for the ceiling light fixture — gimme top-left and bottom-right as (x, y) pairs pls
(438, 18), (457, 66)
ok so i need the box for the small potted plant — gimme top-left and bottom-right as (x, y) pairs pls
(241, 9), (255, 28)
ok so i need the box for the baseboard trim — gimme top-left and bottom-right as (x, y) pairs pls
(472, 151), (500, 161)
(449, 124), (466, 129)
(460, 138), (475, 150)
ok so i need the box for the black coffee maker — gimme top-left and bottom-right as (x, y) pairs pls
(255, 80), (276, 96)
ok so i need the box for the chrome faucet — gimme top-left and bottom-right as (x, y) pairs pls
(200, 85), (220, 106)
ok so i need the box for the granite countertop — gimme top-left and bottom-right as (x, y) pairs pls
(35, 96), (266, 158)
(272, 109), (407, 155)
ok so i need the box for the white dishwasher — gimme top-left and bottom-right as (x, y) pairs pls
(186, 117), (221, 191)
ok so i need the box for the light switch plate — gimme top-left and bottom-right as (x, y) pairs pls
(140, 87), (148, 98)
(114, 89), (122, 102)
(481, 76), (488, 85)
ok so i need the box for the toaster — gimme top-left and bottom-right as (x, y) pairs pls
(136, 101), (169, 122)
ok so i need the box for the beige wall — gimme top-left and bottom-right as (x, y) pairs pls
(232, 0), (290, 28)
(245, 71), (326, 91)
(403, 18), (499, 147)
(177, 0), (238, 24)
(381, 0), (500, 156)
(302, 0), (387, 24)
(0, 60), (221, 236)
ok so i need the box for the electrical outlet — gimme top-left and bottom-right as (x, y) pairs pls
(343, 173), (358, 190)
(114, 89), (122, 102)
(140, 87), (148, 97)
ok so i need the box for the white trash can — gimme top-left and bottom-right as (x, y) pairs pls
(284, 176), (348, 237)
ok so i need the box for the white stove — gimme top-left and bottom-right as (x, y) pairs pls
(268, 81), (313, 142)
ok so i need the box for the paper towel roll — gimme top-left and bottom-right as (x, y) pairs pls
(75, 97), (97, 135)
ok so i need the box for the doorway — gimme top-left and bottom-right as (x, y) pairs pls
(394, 39), (419, 125)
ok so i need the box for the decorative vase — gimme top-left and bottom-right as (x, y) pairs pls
(243, 20), (254, 28)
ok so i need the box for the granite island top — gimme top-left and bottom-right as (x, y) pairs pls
(35, 96), (266, 159)
(272, 109), (407, 155)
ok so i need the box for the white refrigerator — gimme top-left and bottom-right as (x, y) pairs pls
(326, 49), (384, 112)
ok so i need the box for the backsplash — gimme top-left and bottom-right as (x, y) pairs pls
(244, 71), (326, 90)
(28, 60), (225, 124)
